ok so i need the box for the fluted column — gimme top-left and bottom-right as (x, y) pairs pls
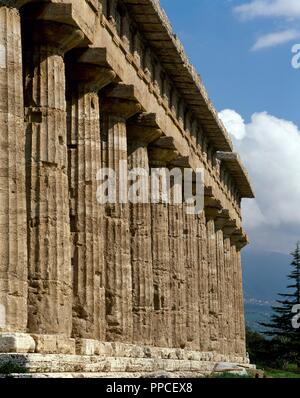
(230, 244), (240, 355)
(236, 248), (246, 356)
(206, 211), (219, 352)
(231, 241), (246, 357)
(196, 211), (209, 351)
(215, 212), (229, 355)
(22, 9), (84, 335)
(183, 204), (200, 350)
(168, 181), (186, 348)
(223, 232), (235, 355)
(0, 5), (27, 332)
(148, 146), (177, 347)
(101, 84), (141, 342)
(127, 113), (161, 345)
(66, 51), (115, 340)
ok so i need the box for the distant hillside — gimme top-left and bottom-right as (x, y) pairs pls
(241, 249), (291, 331)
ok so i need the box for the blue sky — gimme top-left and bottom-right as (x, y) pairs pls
(160, 0), (300, 254)
(160, 0), (299, 126)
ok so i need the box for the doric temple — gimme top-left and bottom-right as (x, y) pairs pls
(0, 0), (255, 376)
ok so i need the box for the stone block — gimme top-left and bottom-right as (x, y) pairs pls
(75, 339), (96, 356)
(96, 342), (114, 356)
(31, 335), (75, 355)
(0, 333), (35, 353)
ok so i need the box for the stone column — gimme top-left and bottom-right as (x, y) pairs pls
(223, 224), (236, 356)
(230, 236), (247, 357)
(168, 177), (186, 349)
(101, 84), (141, 342)
(215, 211), (229, 355)
(205, 210), (219, 352)
(230, 244), (240, 355)
(183, 204), (200, 350)
(148, 146), (177, 347)
(196, 211), (209, 351)
(127, 113), (161, 345)
(22, 9), (84, 336)
(66, 50), (116, 340)
(236, 247), (246, 357)
(0, 5), (27, 333)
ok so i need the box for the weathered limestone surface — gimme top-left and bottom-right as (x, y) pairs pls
(127, 113), (161, 345)
(66, 50), (115, 340)
(148, 144), (178, 348)
(215, 214), (228, 355)
(168, 200), (187, 349)
(183, 204), (200, 350)
(223, 236), (235, 354)
(22, 8), (84, 336)
(0, 6), (28, 333)
(149, 163), (172, 348)
(206, 217), (219, 352)
(0, 0), (255, 376)
(101, 84), (141, 343)
(197, 212), (209, 352)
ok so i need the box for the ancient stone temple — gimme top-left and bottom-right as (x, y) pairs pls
(0, 0), (255, 377)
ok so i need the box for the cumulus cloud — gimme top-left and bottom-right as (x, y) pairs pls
(219, 109), (300, 252)
(234, 0), (300, 20)
(251, 29), (300, 50)
(219, 109), (247, 139)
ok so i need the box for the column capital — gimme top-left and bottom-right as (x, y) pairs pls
(231, 230), (249, 250)
(66, 48), (117, 91)
(214, 209), (230, 230)
(204, 185), (222, 210)
(222, 218), (248, 249)
(222, 218), (238, 239)
(149, 136), (186, 165)
(21, 3), (85, 54)
(148, 148), (178, 167)
(127, 113), (162, 145)
(205, 207), (220, 221)
(101, 84), (142, 119)
(171, 155), (191, 168)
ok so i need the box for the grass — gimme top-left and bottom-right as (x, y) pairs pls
(264, 368), (300, 378)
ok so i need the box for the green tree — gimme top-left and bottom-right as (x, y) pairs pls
(258, 243), (300, 368)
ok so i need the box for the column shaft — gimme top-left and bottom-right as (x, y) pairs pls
(216, 228), (227, 354)
(224, 237), (234, 354)
(67, 83), (105, 340)
(236, 249), (246, 356)
(168, 202), (187, 348)
(150, 168), (171, 347)
(206, 218), (219, 351)
(231, 244), (240, 354)
(197, 212), (209, 351)
(128, 143), (154, 345)
(0, 6), (27, 332)
(23, 22), (82, 335)
(102, 113), (132, 342)
(183, 206), (200, 350)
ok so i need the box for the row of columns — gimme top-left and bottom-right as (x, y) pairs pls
(0, 3), (246, 357)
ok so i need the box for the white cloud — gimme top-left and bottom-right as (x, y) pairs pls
(251, 29), (300, 50)
(234, 1), (300, 50)
(234, 0), (300, 20)
(219, 109), (247, 139)
(219, 109), (300, 251)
